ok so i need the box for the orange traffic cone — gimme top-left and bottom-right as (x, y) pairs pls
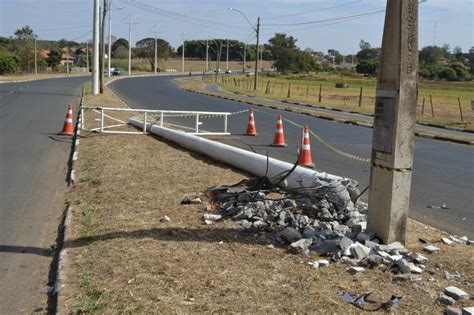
(298, 126), (314, 168)
(271, 114), (287, 147)
(60, 105), (74, 136)
(245, 108), (257, 136)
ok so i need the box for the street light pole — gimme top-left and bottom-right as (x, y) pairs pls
(128, 13), (132, 75)
(107, 0), (112, 77)
(92, 0), (100, 94)
(206, 38), (209, 72)
(254, 16), (260, 90)
(154, 25), (157, 75)
(181, 33), (185, 73)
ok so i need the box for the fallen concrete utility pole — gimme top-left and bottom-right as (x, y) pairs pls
(129, 118), (348, 189)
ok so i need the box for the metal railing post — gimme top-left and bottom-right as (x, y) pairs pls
(195, 113), (200, 133)
(224, 114), (228, 134)
(100, 108), (104, 132)
(143, 111), (147, 134)
(160, 112), (164, 127)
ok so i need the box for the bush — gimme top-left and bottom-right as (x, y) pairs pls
(0, 50), (22, 74)
(356, 60), (379, 76)
(437, 66), (457, 81)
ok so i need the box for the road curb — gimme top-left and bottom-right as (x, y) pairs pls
(54, 85), (84, 314)
(183, 88), (474, 146)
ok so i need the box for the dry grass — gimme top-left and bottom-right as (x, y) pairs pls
(207, 73), (474, 130)
(61, 84), (473, 313)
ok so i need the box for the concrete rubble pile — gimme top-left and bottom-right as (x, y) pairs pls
(205, 177), (470, 279)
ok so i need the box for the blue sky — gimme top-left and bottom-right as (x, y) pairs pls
(1, 0), (472, 54)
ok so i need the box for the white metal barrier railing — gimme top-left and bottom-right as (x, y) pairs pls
(79, 106), (231, 135)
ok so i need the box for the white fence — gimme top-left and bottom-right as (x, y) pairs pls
(79, 106), (232, 136)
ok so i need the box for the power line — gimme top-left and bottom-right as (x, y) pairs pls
(262, 9), (386, 27)
(124, 0), (252, 33)
(260, 0), (362, 20)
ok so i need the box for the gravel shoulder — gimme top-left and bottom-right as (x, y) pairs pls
(58, 85), (474, 313)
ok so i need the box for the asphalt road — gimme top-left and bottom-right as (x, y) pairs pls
(110, 76), (473, 238)
(0, 76), (89, 313)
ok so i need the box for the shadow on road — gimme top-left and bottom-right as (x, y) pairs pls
(0, 245), (53, 257)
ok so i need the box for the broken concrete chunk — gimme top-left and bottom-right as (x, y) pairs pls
(437, 292), (455, 306)
(236, 220), (252, 229)
(350, 242), (371, 260)
(181, 196), (202, 205)
(289, 238), (313, 256)
(444, 286), (470, 301)
(462, 307), (474, 315)
(316, 259), (329, 267)
(444, 271), (462, 280)
(393, 274), (422, 282)
(253, 220), (268, 229)
(339, 236), (353, 254)
(442, 237), (454, 245)
(445, 306), (462, 315)
(281, 227), (302, 244)
(408, 252), (428, 264)
(347, 266), (365, 274)
(423, 245), (441, 254)
(312, 239), (339, 256)
(376, 242), (405, 254)
(159, 215), (171, 223)
(203, 213), (222, 221)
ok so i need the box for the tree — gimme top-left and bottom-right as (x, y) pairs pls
(356, 60), (379, 76)
(47, 48), (62, 69)
(438, 66), (457, 81)
(0, 50), (22, 74)
(135, 37), (172, 71)
(468, 47), (474, 74)
(14, 25), (37, 72)
(419, 46), (444, 65)
(111, 38), (129, 58)
(359, 39), (371, 51)
(268, 33), (297, 63)
(356, 47), (380, 62)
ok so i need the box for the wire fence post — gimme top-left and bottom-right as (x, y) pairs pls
(160, 112), (164, 127)
(421, 97), (425, 116)
(287, 82), (291, 98)
(306, 85), (309, 99)
(430, 93), (435, 117)
(457, 97), (464, 123)
(358, 87), (363, 107)
(318, 84), (322, 102)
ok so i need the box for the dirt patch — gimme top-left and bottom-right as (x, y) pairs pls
(61, 86), (473, 313)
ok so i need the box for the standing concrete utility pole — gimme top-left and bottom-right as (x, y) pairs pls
(128, 13), (132, 75)
(34, 38), (37, 76)
(107, 0), (112, 77)
(66, 46), (69, 74)
(254, 17), (260, 90)
(226, 40), (229, 70)
(86, 42), (90, 72)
(243, 44), (246, 73)
(100, 0), (108, 93)
(154, 26), (158, 75)
(229, 8), (259, 90)
(92, 0), (100, 94)
(215, 42), (223, 81)
(205, 38), (209, 72)
(181, 33), (185, 73)
(367, 0), (419, 244)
